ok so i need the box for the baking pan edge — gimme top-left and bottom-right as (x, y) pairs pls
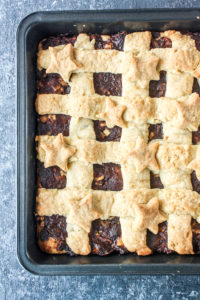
(17, 9), (200, 275)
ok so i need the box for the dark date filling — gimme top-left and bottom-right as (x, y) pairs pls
(191, 171), (200, 194)
(41, 34), (77, 50)
(147, 221), (173, 254)
(150, 32), (172, 49)
(148, 123), (163, 141)
(37, 114), (71, 136)
(149, 71), (166, 98)
(192, 78), (200, 95)
(192, 219), (200, 253)
(90, 217), (128, 256)
(92, 163), (123, 191)
(93, 73), (122, 96)
(150, 171), (164, 189)
(42, 32), (126, 51)
(37, 69), (71, 94)
(37, 161), (66, 189)
(90, 32), (126, 51)
(36, 215), (74, 254)
(93, 120), (122, 142)
(192, 127), (200, 145)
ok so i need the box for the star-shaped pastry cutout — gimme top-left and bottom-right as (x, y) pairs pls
(97, 99), (126, 128)
(41, 133), (76, 171)
(175, 93), (200, 131)
(128, 137), (159, 173)
(187, 150), (200, 180)
(67, 193), (101, 232)
(134, 197), (166, 234)
(46, 44), (82, 82)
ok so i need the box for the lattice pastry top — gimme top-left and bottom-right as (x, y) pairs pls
(36, 30), (200, 256)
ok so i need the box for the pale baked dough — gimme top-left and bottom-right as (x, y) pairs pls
(35, 93), (200, 130)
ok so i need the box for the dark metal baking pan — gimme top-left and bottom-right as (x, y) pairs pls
(17, 9), (200, 275)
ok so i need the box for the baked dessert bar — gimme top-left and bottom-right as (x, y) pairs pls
(36, 30), (200, 256)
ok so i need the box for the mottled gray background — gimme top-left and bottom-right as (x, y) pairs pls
(1, 0), (200, 299)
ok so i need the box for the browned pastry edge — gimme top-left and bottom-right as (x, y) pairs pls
(36, 215), (200, 255)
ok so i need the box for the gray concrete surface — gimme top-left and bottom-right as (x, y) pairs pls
(1, 0), (200, 299)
